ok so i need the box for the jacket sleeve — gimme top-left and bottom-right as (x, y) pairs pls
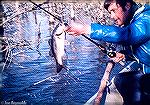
(90, 23), (128, 44)
(90, 15), (150, 45)
(129, 14), (150, 45)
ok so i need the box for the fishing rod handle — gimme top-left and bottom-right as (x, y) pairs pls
(107, 47), (125, 66)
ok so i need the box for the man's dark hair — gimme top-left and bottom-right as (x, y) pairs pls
(104, 0), (136, 11)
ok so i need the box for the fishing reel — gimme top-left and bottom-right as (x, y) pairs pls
(106, 46), (125, 66)
(106, 46), (116, 58)
(98, 45), (116, 58)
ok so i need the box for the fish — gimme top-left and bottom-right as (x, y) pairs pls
(49, 23), (67, 73)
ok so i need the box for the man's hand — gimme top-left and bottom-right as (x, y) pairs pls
(110, 52), (125, 63)
(54, 20), (91, 36)
(66, 20), (91, 36)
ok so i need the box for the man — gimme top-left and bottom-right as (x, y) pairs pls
(57, 0), (150, 104)
(66, 0), (150, 73)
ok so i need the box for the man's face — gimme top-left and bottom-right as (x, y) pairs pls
(108, 2), (129, 26)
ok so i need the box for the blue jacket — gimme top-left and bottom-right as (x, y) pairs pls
(90, 4), (150, 71)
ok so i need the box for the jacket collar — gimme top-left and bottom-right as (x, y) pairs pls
(133, 4), (145, 18)
(124, 3), (142, 26)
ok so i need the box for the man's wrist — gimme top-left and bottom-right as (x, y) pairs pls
(84, 24), (91, 35)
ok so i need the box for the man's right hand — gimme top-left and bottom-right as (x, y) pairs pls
(65, 20), (91, 36)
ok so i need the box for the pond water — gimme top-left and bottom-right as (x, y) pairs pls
(1, 5), (123, 105)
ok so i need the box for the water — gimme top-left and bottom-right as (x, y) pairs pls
(0, 10), (106, 105)
(1, 3), (124, 105)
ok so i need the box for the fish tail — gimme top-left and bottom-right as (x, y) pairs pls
(56, 63), (69, 73)
(56, 63), (64, 73)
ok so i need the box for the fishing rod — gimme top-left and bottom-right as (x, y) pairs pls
(28, 0), (116, 58)
(29, 0), (62, 22)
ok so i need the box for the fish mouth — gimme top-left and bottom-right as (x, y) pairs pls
(55, 32), (63, 36)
